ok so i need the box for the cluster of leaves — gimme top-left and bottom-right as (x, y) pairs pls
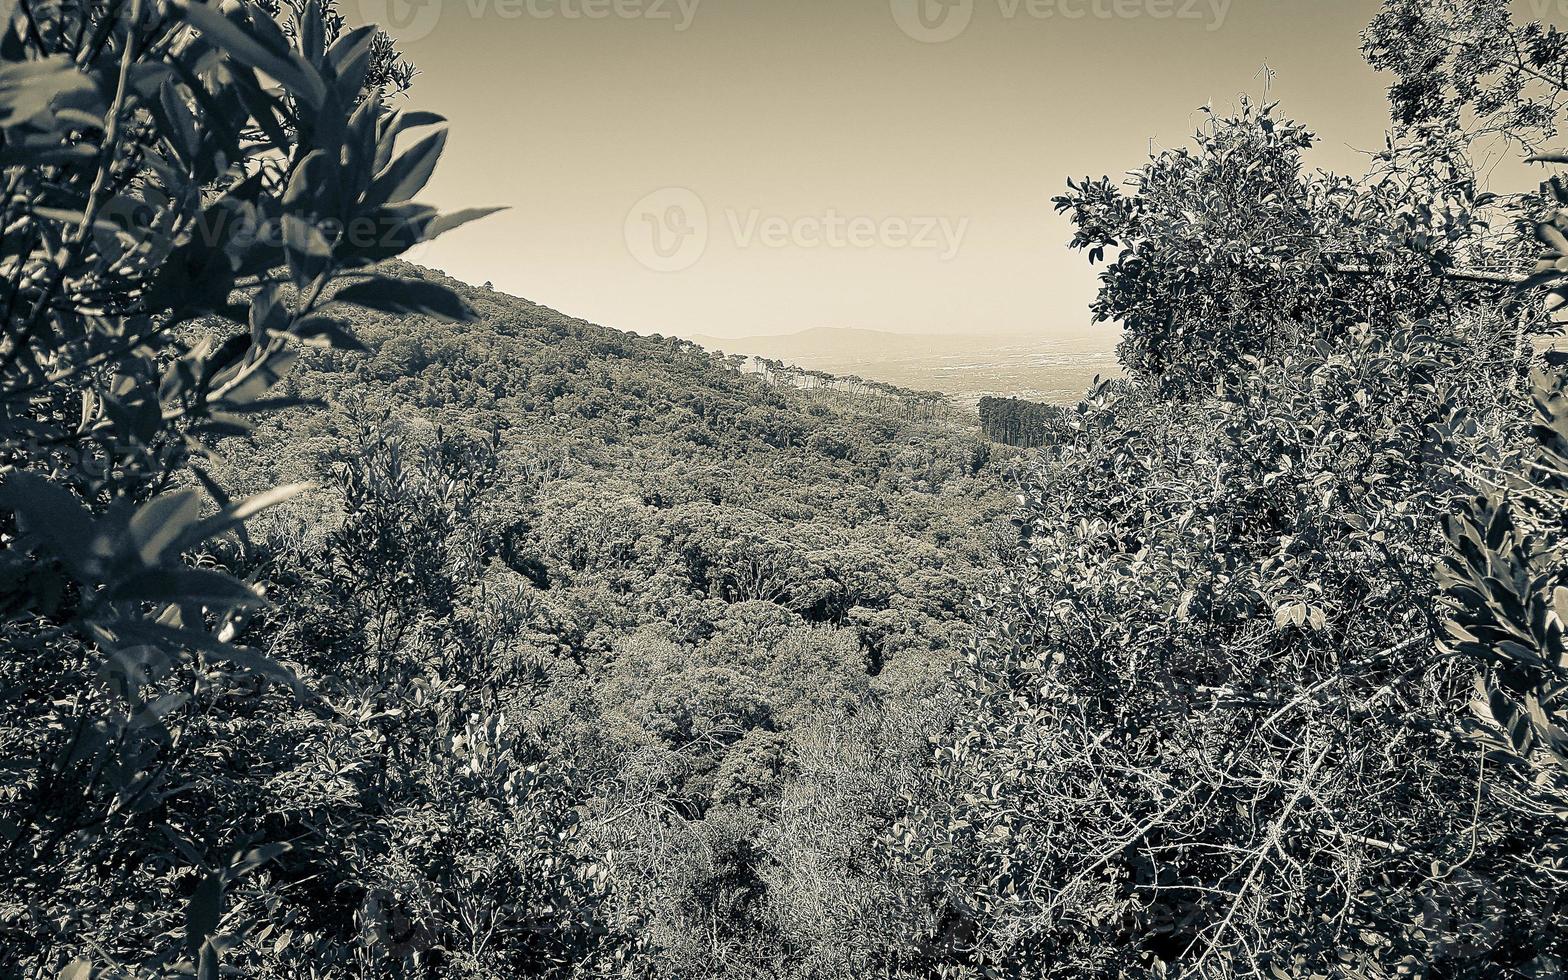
(1054, 99), (1526, 393)
(182, 428), (626, 976)
(893, 15), (1568, 975)
(1365, 0), (1568, 149)
(1439, 374), (1568, 965)
(1434, 219), (1568, 968)
(0, 0), (534, 975)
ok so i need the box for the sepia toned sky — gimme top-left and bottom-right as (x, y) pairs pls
(362, 0), (1416, 341)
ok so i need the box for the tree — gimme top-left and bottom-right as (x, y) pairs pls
(1365, 0), (1568, 150)
(902, 5), (1560, 973)
(0, 1), (494, 973)
(1055, 99), (1523, 393)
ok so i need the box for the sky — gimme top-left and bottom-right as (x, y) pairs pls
(356, 0), (1407, 342)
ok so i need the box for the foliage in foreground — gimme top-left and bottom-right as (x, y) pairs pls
(898, 16), (1568, 976)
(0, 0), (518, 974)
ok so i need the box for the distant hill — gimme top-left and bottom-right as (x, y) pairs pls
(681, 326), (1121, 407)
(685, 327), (998, 361)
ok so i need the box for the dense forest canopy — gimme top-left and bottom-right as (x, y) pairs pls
(977, 395), (1066, 449)
(4, 1), (1568, 978)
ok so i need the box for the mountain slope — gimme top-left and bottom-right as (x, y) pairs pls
(232, 259), (1019, 682)
(203, 263), (1024, 970)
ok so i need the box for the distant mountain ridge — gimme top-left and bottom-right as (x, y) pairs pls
(679, 325), (1121, 407)
(683, 327), (1034, 361)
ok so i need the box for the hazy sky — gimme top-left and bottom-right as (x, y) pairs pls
(362, 0), (1408, 341)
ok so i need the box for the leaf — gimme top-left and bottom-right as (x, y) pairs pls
(129, 691), (192, 730)
(1488, 685), (1536, 757)
(1539, 222), (1568, 256)
(226, 841), (291, 881)
(0, 56), (97, 126)
(338, 203), (437, 263)
(298, 0), (325, 65)
(185, 873), (224, 956)
(102, 619), (305, 691)
(326, 25), (379, 103)
(107, 620), (239, 658)
(207, 643), (304, 692)
(0, 139), (98, 167)
(214, 346), (298, 408)
(427, 206), (507, 240)
(175, 483), (312, 554)
(196, 939), (220, 980)
(282, 214), (332, 287)
(189, 414), (255, 438)
(290, 314), (366, 350)
(334, 276), (475, 322)
(395, 110), (447, 131)
(127, 490), (203, 566)
(108, 567), (266, 609)
(0, 473), (98, 577)
(284, 149), (340, 222)
(378, 110), (447, 157)
(368, 129), (447, 206)
(249, 285), (289, 340)
(156, 79), (202, 168)
(175, 0), (326, 109)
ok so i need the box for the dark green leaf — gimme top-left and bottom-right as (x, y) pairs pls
(427, 206), (507, 240)
(290, 314), (366, 350)
(185, 873), (223, 956)
(369, 129), (447, 206)
(0, 474), (98, 577)
(127, 490), (203, 566)
(334, 276), (475, 322)
(107, 567), (265, 608)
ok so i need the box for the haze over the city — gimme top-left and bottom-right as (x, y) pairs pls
(370, 0), (1411, 342)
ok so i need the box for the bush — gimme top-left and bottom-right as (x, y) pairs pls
(0, 2), (496, 973)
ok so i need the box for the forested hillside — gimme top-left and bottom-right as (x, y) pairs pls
(10, 233), (1021, 971)
(9, 1), (1568, 979)
(185, 265), (1017, 976)
(237, 261), (1014, 668)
